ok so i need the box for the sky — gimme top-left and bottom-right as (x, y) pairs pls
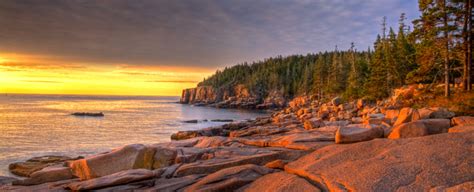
(0, 0), (419, 96)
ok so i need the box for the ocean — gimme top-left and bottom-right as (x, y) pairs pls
(0, 94), (268, 177)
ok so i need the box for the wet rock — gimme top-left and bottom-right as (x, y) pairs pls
(183, 120), (199, 123)
(335, 124), (383, 144)
(211, 119), (234, 122)
(66, 169), (159, 191)
(183, 164), (273, 192)
(9, 155), (80, 177)
(286, 132), (474, 191)
(242, 172), (320, 192)
(68, 144), (155, 180)
(71, 112), (104, 117)
(451, 116), (474, 126)
(12, 166), (75, 186)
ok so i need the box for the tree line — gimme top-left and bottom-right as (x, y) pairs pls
(198, 0), (472, 101)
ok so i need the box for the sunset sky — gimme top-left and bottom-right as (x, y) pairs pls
(0, 0), (418, 96)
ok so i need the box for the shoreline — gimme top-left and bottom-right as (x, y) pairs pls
(2, 85), (473, 191)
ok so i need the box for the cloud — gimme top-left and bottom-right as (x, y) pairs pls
(0, 0), (419, 69)
(0, 61), (87, 70)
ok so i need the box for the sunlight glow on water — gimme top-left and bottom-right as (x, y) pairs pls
(0, 94), (267, 176)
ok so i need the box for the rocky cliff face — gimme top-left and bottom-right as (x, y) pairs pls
(180, 84), (286, 109)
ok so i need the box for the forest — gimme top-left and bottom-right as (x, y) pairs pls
(198, 0), (472, 101)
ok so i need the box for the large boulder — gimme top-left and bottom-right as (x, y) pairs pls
(242, 172), (321, 192)
(388, 121), (428, 139)
(388, 119), (451, 139)
(335, 124), (384, 144)
(451, 116), (474, 126)
(68, 144), (156, 180)
(393, 107), (420, 126)
(183, 164), (273, 192)
(152, 146), (177, 169)
(286, 132), (474, 191)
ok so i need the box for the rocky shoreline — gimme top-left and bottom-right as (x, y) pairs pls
(1, 86), (474, 191)
(180, 85), (287, 109)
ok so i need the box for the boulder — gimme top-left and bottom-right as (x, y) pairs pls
(242, 172), (321, 192)
(393, 107), (420, 126)
(183, 164), (273, 192)
(303, 118), (324, 130)
(388, 119), (451, 139)
(335, 124), (383, 144)
(285, 132), (474, 191)
(451, 116), (474, 126)
(448, 125), (474, 133)
(418, 119), (451, 134)
(8, 155), (80, 177)
(417, 107), (455, 119)
(388, 121), (428, 139)
(12, 166), (75, 186)
(66, 169), (159, 191)
(68, 144), (155, 180)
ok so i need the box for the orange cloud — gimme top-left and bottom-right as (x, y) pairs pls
(0, 53), (211, 96)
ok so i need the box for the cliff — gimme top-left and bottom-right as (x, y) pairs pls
(180, 84), (286, 109)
